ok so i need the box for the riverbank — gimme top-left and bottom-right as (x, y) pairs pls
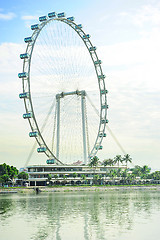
(1, 184), (160, 194)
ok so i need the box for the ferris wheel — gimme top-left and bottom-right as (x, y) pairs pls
(18, 12), (108, 165)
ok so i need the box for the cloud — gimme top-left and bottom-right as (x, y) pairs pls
(133, 5), (160, 27)
(21, 15), (38, 21)
(118, 4), (160, 27)
(0, 12), (16, 20)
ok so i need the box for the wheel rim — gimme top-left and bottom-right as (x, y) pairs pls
(20, 15), (108, 165)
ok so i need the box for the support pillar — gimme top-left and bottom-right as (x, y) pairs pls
(81, 94), (87, 164)
(56, 97), (60, 159)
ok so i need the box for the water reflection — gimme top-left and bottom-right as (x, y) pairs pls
(0, 189), (160, 240)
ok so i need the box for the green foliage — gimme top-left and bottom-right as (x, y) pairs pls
(0, 163), (19, 185)
(0, 174), (10, 183)
(63, 174), (67, 179)
(0, 163), (18, 179)
(114, 155), (122, 167)
(72, 172), (78, 178)
(103, 159), (114, 166)
(53, 174), (58, 179)
(81, 174), (86, 180)
(18, 172), (28, 180)
(150, 171), (160, 180)
(130, 165), (151, 179)
(123, 154), (132, 167)
(89, 156), (99, 168)
(47, 174), (52, 181)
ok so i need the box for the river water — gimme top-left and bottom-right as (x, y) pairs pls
(0, 189), (160, 240)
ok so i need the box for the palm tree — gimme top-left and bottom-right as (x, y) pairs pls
(53, 174), (58, 185)
(103, 158), (114, 166)
(131, 165), (141, 177)
(62, 174), (67, 185)
(89, 156), (100, 183)
(89, 156), (99, 168)
(108, 169), (116, 179)
(113, 155), (122, 168)
(116, 168), (122, 177)
(141, 165), (151, 179)
(121, 169), (128, 184)
(81, 174), (86, 184)
(93, 174), (99, 185)
(123, 154), (132, 168)
(47, 174), (52, 185)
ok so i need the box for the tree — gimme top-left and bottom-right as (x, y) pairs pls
(0, 174), (10, 185)
(53, 174), (58, 180)
(89, 156), (99, 185)
(103, 158), (114, 166)
(150, 171), (160, 180)
(93, 174), (99, 185)
(99, 174), (103, 185)
(62, 174), (67, 185)
(10, 166), (18, 180)
(81, 174), (86, 184)
(0, 163), (18, 182)
(72, 172), (78, 179)
(0, 163), (8, 175)
(123, 154), (132, 168)
(116, 168), (122, 177)
(141, 165), (151, 175)
(121, 169), (128, 184)
(131, 165), (141, 177)
(108, 169), (117, 180)
(89, 156), (99, 168)
(113, 155), (122, 168)
(18, 172), (29, 180)
(46, 174), (52, 185)
(62, 174), (67, 180)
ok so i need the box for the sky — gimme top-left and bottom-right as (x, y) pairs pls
(0, 0), (160, 170)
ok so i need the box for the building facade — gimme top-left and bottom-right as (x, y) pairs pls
(26, 164), (126, 186)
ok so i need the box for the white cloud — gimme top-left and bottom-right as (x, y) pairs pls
(0, 12), (16, 20)
(21, 15), (38, 21)
(119, 4), (160, 27)
(133, 5), (160, 27)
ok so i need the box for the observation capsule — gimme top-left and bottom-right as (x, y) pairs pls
(94, 60), (102, 64)
(57, 12), (66, 18)
(67, 16), (74, 21)
(89, 46), (96, 51)
(37, 147), (47, 153)
(18, 72), (28, 78)
(29, 131), (39, 137)
(23, 112), (32, 119)
(101, 104), (109, 109)
(101, 119), (109, 124)
(31, 24), (39, 30)
(24, 37), (32, 43)
(39, 16), (47, 22)
(46, 159), (55, 164)
(20, 53), (29, 59)
(83, 34), (91, 39)
(19, 92), (29, 99)
(96, 145), (103, 150)
(75, 24), (82, 29)
(99, 133), (107, 137)
(48, 12), (57, 18)
(101, 89), (108, 94)
(98, 74), (106, 79)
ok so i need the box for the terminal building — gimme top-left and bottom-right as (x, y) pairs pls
(26, 164), (126, 186)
